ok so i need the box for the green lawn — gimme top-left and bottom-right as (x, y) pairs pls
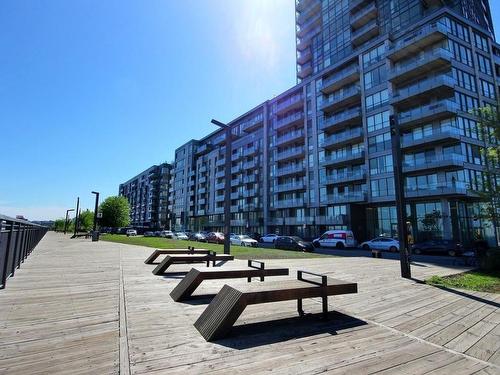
(426, 270), (500, 293)
(101, 234), (330, 259)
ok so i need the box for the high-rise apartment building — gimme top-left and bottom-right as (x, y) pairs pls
(119, 163), (173, 229)
(123, 0), (499, 246)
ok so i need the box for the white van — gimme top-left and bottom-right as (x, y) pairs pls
(313, 230), (357, 249)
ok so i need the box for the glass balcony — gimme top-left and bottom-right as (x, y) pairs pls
(275, 130), (305, 147)
(350, 2), (377, 29)
(215, 195), (225, 202)
(397, 100), (458, 127)
(401, 126), (461, 150)
(351, 19), (379, 46)
(402, 153), (465, 173)
(405, 182), (478, 198)
(319, 108), (362, 131)
(297, 62), (313, 79)
(243, 174), (256, 183)
(272, 198), (305, 208)
(321, 128), (364, 149)
(215, 170), (225, 178)
(348, 0), (372, 12)
(276, 163), (306, 177)
(388, 48), (452, 83)
(276, 112), (304, 130)
(388, 22), (448, 61)
(243, 189), (257, 198)
(231, 165), (242, 174)
(326, 191), (367, 203)
(320, 150), (365, 167)
(391, 75), (455, 107)
(276, 94), (303, 114)
(241, 115), (264, 132)
(296, 12), (321, 40)
(297, 49), (312, 65)
(321, 169), (366, 185)
(276, 146), (306, 162)
(243, 160), (258, 169)
(243, 146), (258, 157)
(230, 192), (241, 200)
(215, 158), (225, 167)
(231, 178), (242, 187)
(274, 180), (306, 193)
(215, 182), (225, 190)
(321, 65), (360, 94)
(320, 86), (361, 112)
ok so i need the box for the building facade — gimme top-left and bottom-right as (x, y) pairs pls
(124, 0), (500, 246)
(119, 163), (173, 230)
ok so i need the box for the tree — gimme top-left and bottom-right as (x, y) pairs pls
(472, 105), (500, 246)
(99, 196), (131, 228)
(77, 210), (94, 232)
(53, 219), (66, 232)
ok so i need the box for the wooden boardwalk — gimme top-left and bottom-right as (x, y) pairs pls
(0, 233), (498, 374)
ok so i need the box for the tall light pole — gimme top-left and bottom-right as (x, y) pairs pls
(390, 115), (411, 279)
(91, 191), (100, 232)
(73, 197), (80, 238)
(211, 119), (232, 255)
(64, 209), (75, 234)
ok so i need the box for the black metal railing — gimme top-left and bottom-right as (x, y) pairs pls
(0, 214), (48, 289)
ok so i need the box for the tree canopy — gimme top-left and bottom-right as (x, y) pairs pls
(99, 196), (131, 228)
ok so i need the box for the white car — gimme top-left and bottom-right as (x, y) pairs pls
(260, 233), (279, 243)
(126, 229), (137, 237)
(175, 232), (189, 240)
(313, 230), (357, 249)
(160, 230), (174, 238)
(361, 237), (399, 252)
(230, 235), (258, 247)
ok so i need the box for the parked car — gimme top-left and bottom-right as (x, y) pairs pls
(361, 237), (399, 252)
(159, 230), (174, 238)
(126, 229), (137, 237)
(412, 239), (464, 257)
(230, 234), (258, 247)
(207, 232), (225, 244)
(175, 232), (189, 240)
(313, 230), (357, 249)
(260, 233), (279, 243)
(143, 231), (155, 237)
(275, 236), (314, 252)
(189, 232), (207, 242)
(154, 231), (162, 237)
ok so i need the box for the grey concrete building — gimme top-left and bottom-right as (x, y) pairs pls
(129, 0), (500, 246)
(119, 163), (173, 230)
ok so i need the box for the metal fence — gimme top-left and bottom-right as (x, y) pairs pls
(0, 214), (48, 289)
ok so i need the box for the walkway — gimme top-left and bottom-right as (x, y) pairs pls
(0, 233), (498, 374)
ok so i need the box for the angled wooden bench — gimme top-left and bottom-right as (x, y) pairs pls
(194, 270), (358, 341)
(152, 251), (234, 276)
(170, 260), (289, 302)
(144, 247), (209, 264)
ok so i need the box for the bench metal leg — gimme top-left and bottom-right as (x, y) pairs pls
(322, 296), (328, 320)
(297, 299), (304, 317)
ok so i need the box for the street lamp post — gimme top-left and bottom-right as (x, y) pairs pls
(390, 115), (411, 279)
(64, 209), (75, 235)
(211, 119), (232, 255)
(91, 191), (100, 232)
(72, 197), (80, 238)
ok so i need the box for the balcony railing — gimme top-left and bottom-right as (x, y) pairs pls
(274, 180), (306, 193)
(272, 198), (305, 208)
(276, 163), (306, 176)
(320, 108), (362, 131)
(321, 170), (366, 185)
(321, 65), (360, 94)
(401, 126), (461, 149)
(276, 94), (303, 114)
(275, 130), (304, 146)
(388, 48), (452, 82)
(404, 182), (478, 198)
(276, 112), (304, 130)
(350, 2), (377, 29)
(276, 146), (306, 161)
(391, 75), (455, 106)
(326, 191), (367, 203)
(397, 100), (458, 127)
(321, 151), (365, 166)
(388, 22), (448, 60)
(321, 128), (364, 148)
(351, 19), (379, 46)
(402, 153), (465, 172)
(320, 86), (361, 112)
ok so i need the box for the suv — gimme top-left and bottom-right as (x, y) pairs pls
(160, 230), (174, 238)
(412, 240), (464, 257)
(126, 229), (137, 237)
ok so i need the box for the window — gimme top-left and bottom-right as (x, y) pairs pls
(371, 177), (395, 197)
(369, 154), (393, 175)
(481, 79), (496, 99)
(362, 44), (385, 68)
(453, 68), (476, 92)
(477, 54), (492, 75)
(474, 32), (489, 52)
(364, 65), (386, 90)
(405, 174), (438, 191)
(448, 40), (473, 67)
(365, 89), (389, 111)
(455, 92), (479, 112)
(368, 132), (391, 153)
(367, 111), (390, 132)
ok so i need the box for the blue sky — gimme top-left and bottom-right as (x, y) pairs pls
(0, 1), (499, 220)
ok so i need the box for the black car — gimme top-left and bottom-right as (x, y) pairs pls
(412, 239), (464, 257)
(274, 236), (314, 252)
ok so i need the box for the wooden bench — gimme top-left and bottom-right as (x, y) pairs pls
(194, 270), (358, 341)
(144, 247), (210, 264)
(152, 251), (234, 276)
(170, 260), (289, 302)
